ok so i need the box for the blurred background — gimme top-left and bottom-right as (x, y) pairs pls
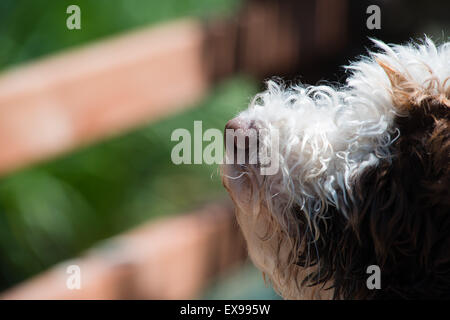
(0, 0), (448, 299)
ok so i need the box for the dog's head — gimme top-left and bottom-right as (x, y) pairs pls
(222, 39), (450, 299)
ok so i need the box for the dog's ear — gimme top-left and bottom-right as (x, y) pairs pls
(376, 59), (417, 110)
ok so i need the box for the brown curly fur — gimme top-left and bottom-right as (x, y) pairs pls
(294, 68), (450, 299)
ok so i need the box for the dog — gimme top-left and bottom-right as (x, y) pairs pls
(222, 38), (450, 299)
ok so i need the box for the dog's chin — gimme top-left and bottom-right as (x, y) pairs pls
(221, 163), (333, 299)
(221, 163), (256, 212)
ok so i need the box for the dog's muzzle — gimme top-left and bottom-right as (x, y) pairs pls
(224, 118), (259, 165)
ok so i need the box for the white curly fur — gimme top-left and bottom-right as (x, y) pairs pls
(234, 38), (449, 233)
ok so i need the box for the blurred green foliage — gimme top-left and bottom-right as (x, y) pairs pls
(0, 0), (259, 291)
(0, 77), (258, 289)
(0, 0), (240, 70)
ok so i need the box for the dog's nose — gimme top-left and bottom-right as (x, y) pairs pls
(225, 118), (247, 133)
(224, 118), (258, 164)
(224, 118), (257, 149)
